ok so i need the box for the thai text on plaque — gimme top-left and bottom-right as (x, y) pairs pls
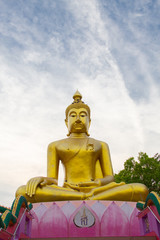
(73, 206), (95, 228)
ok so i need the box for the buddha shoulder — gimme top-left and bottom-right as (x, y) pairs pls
(47, 138), (109, 152)
(88, 138), (110, 151)
(47, 139), (66, 150)
(47, 138), (73, 151)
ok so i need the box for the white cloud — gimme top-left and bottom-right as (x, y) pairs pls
(0, 0), (159, 207)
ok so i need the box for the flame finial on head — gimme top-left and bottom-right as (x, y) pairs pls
(73, 90), (82, 103)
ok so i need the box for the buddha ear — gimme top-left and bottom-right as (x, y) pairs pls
(65, 119), (68, 128)
(89, 119), (91, 127)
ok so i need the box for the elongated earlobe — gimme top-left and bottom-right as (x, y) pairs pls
(65, 119), (68, 128)
(86, 131), (90, 136)
(67, 131), (71, 136)
(65, 119), (70, 136)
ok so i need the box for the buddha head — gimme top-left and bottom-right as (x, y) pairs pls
(65, 91), (91, 136)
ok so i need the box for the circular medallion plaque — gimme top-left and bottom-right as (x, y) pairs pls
(73, 206), (95, 228)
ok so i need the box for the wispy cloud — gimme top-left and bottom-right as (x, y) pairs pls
(0, 0), (159, 206)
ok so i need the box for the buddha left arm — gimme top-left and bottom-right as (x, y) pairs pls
(98, 141), (114, 185)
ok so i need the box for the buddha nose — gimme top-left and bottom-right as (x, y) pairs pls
(75, 115), (81, 123)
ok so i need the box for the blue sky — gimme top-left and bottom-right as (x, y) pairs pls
(0, 0), (160, 207)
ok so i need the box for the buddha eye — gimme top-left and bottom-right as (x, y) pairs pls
(69, 111), (77, 118)
(80, 112), (87, 117)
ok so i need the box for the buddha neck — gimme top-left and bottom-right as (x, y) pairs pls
(69, 133), (88, 138)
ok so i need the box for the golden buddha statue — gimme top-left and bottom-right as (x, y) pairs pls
(16, 91), (148, 203)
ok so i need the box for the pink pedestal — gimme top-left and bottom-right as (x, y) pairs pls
(130, 207), (141, 236)
(69, 201), (100, 237)
(101, 202), (129, 236)
(1, 196), (159, 239)
(31, 200), (138, 238)
(39, 202), (68, 238)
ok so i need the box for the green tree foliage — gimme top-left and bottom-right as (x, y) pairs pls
(114, 152), (160, 194)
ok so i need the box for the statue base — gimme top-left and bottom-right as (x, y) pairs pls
(0, 192), (159, 240)
(31, 197), (160, 239)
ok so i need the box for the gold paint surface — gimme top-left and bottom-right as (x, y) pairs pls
(16, 92), (148, 202)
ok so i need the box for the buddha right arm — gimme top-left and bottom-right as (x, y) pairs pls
(25, 142), (59, 197)
(47, 142), (59, 179)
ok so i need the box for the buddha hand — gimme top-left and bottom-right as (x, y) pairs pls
(25, 177), (57, 197)
(78, 179), (101, 187)
(64, 179), (101, 190)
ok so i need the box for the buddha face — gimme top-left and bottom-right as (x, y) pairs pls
(65, 108), (91, 135)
